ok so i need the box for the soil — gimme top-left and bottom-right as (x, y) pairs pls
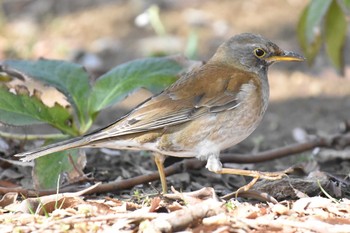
(2, 0), (350, 191)
(0, 0), (350, 232)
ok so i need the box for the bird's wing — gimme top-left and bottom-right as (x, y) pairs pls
(15, 65), (257, 162)
(116, 91), (239, 132)
(87, 65), (254, 141)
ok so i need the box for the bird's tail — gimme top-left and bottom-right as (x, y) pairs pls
(14, 136), (90, 162)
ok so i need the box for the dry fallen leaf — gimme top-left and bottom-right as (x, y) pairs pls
(164, 186), (220, 205)
(3, 69), (70, 108)
(0, 192), (18, 208)
(5, 182), (100, 214)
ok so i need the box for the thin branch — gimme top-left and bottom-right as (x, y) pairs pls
(4, 133), (350, 197)
(0, 130), (68, 140)
(220, 137), (328, 163)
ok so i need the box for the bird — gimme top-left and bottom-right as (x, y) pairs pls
(15, 33), (304, 193)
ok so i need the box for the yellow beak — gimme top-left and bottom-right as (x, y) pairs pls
(265, 51), (305, 62)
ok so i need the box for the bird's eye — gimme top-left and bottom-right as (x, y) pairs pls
(254, 48), (266, 58)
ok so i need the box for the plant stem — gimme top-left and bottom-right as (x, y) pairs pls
(0, 130), (68, 140)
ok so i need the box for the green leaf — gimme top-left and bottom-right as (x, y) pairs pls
(0, 110), (42, 126)
(305, 0), (332, 44)
(33, 149), (82, 189)
(88, 56), (185, 115)
(297, 6), (323, 65)
(0, 85), (76, 135)
(2, 59), (92, 132)
(325, 0), (347, 74)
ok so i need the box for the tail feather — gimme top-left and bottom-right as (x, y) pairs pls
(15, 136), (88, 162)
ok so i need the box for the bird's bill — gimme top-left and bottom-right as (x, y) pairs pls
(265, 51), (305, 62)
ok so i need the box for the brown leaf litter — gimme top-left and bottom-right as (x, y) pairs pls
(0, 186), (349, 232)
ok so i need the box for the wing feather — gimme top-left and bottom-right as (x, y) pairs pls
(87, 65), (254, 141)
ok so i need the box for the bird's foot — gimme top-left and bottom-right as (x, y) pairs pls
(217, 167), (294, 198)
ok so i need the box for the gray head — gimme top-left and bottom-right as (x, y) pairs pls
(210, 33), (304, 74)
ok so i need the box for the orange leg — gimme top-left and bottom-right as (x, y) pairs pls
(216, 167), (293, 197)
(154, 153), (167, 193)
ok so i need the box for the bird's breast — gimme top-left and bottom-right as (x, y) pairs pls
(213, 80), (268, 149)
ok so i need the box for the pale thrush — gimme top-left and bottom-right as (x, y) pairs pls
(15, 33), (305, 193)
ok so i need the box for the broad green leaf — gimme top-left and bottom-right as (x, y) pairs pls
(88, 56), (185, 115)
(325, 0), (347, 74)
(0, 85), (76, 135)
(297, 6), (322, 65)
(33, 149), (82, 189)
(305, 0), (332, 44)
(2, 60), (92, 131)
(0, 110), (42, 125)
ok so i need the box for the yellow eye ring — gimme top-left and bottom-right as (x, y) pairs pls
(254, 48), (266, 58)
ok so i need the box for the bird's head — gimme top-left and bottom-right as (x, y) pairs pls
(211, 33), (305, 74)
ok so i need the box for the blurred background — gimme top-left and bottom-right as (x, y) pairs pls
(1, 0), (350, 189)
(0, 0), (332, 70)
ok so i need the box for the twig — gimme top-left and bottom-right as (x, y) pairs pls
(0, 130), (68, 140)
(4, 133), (350, 197)
(149, 199), (224, 232)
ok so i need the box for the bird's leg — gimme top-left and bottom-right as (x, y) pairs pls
(218, 167), (288, 180)
(153, 153), (168, 193)
(215, 167), (293, 196)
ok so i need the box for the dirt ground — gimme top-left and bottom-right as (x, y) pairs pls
(0, 0), (350, 232)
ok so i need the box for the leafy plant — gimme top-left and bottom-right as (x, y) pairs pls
(297, 0), (349, 75)
(0, 56), (196, 189)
